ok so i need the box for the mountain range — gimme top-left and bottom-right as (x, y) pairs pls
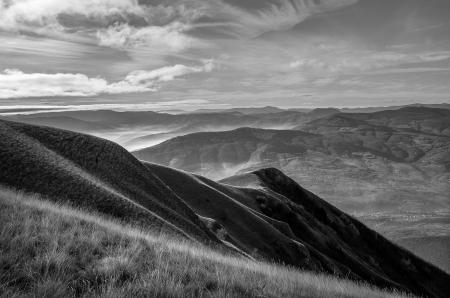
(1, 118), (449, 297)
(133, 107), (450, 212)
(2, 105), (449, 273)
(3, 104), (449, 151)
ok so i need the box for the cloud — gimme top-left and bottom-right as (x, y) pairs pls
(0, 34), (88, 58)
(0, 61), (214, 99)
(0, 0), (359, 48)
(96, 22), (199, 51)
(122, 60), (215, 84)
(289, 50), (450, 75)
(0, 0), (202, 51)
(3, 0), (450, 109)
(0, 0), (141, 30)
(210, 0), (359, 38)
(0, 69), (113, 98)
(290, 58), (328, 70)
(0, 100), (215, 115)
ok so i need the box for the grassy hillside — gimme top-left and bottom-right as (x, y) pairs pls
(0, 189), (411, 298)
(0, 118), (217, 244)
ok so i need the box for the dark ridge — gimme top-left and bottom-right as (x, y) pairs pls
(0, 119), (217, 244)
(251, 167), (450, 298)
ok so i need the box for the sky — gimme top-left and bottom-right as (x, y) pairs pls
(0, 0), (450, 111)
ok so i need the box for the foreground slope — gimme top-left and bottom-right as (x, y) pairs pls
(0, 189), (410, 298)
(1, 119), (449, 297)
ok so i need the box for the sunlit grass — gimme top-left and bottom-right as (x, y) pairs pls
(0, 188), (413, 298)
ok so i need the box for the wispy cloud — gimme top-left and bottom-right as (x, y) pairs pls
(0, 35), (88, 58)
(0, 61), (214, 99)
(0, 100), (216, 115)
(289, 51), (450, 75)
(210, 0), (359, 38)
(0, 0), (359, 47)
(96, 22), (202, 51)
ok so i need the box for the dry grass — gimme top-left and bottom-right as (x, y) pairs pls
(0, 188), (413, 298)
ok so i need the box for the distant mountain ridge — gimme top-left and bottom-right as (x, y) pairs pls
(187, 103), (450, 115)
(1, 119), (449, 297)
(3, 104), (449, 151)
(134, 106), (450, 180)
(2, 108), (327, 150)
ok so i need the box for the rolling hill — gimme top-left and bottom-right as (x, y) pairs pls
(1, 119), (449, 297)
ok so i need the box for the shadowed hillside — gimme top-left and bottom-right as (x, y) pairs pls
(0, 189), (413, 298)
(0, 118), (217, 244)
(1, 119), (449, 297)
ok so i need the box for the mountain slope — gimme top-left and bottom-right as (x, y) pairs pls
(331, 107), (450, 136)
(0, 189), (412, 298)
(0, 119), (216, 244)
(1, 119), (449, 297)
(133, 128), (321, 176)
(172, 166), (449, 297)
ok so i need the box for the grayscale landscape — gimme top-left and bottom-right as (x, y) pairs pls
(1, 0), (449, 297)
